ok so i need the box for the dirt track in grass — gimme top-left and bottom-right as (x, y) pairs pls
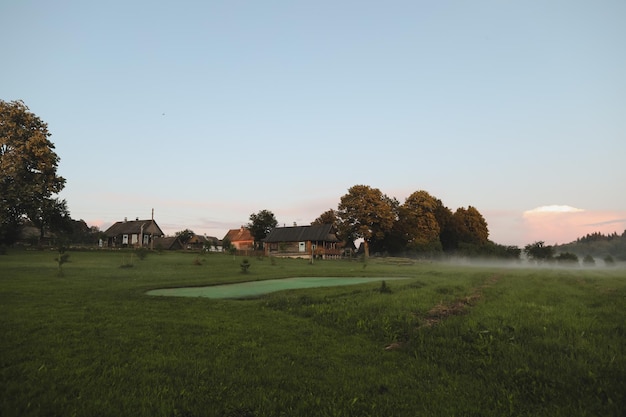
(420, 274), (502, 328)
(384, 274), (502, 351)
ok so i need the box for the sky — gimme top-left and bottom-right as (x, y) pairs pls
(2, 0), (625, 247)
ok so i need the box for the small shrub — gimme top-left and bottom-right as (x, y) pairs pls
(556, 252), (579, 266)
(135, 247), (149, 260)
(193, 256), (204, 266)
(582, 255), (595, 266)
(379, 280), (392, 294)
(240, 259), (251, 273)
(604, 255), (615, 267)
(54, 247), (70, 276)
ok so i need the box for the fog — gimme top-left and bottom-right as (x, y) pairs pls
(424, 256), (626, 271)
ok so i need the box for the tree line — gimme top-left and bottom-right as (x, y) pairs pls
(313, 185), (519, 258)
(245, 185), (520, 259)
(555, 230), (626, 262)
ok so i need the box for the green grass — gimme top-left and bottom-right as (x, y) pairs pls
(1, 250), (624, 416)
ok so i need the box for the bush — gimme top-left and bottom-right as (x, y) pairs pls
(556, 252), (579, 266)
(240, 259), (250, 273)
(54, 247), (70, 276)
(582, 255), (595, 266)
(135, 247), (149, 260)
(378, 280), (392, 294)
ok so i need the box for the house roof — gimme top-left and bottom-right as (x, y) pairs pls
(104, 219), (164, 237)
(152, 236), (183, 250)
(187, 234), (207, 244)
(223, 227), (254, 242)
(187, 234), (222, 245)
(205, 236), (222, 245)
(263, 224), (339, 243)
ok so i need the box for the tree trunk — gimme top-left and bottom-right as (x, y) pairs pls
(38, 224), (45, 247)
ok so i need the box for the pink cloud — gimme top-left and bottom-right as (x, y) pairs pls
(521, 206), (626, 245)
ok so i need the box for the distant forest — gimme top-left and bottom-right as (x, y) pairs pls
(556, 230), (626, 261)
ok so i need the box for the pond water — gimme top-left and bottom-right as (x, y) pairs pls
(146, 277), (407, 299)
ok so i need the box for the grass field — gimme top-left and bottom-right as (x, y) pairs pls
(1, 250), (624, 417)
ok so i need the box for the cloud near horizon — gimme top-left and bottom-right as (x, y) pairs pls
(521, 206), (626, 245)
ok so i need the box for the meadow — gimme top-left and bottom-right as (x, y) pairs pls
(0, 250), (624, 417)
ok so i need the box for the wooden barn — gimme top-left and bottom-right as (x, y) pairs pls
(262, 224), (342, 259)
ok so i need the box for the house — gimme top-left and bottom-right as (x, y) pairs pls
(103, 217), (164, 248)
(152, 236), (184, 251)
(223, 227), (254, 250)
(262, 224), (342, 259)
(19, 220), (57, 246)
(186, 234), (223, 252)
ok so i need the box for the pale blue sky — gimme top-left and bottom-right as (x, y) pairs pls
(3, 0), (625, 246)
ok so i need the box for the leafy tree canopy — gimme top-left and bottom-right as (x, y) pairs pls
(248, 209), (278, 249)
(311, 209), (338, 227)
(1, 100), (66, 245)
(337, 185), (396, 256)
(453, 206), (489, 245)
(398, 190), (441, 250)
(524, 241), (555, 261)
(175, 229), (195, 244)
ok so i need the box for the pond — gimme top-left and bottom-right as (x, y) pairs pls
(146, 277), (407, 299)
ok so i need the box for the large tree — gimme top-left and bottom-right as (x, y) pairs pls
(29, 197), (72, 243)
(337, 185), (396, 257)
(524, 241), (555, 262)
(247, 209), (278, 250)
(433, 199), (456, 251)
(453, 206), (489, 246)
(175, 229), (195, 244)
(1, 100), (66, 245)
(397, 190), (441, 252)
(311, 209), (338, 227)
